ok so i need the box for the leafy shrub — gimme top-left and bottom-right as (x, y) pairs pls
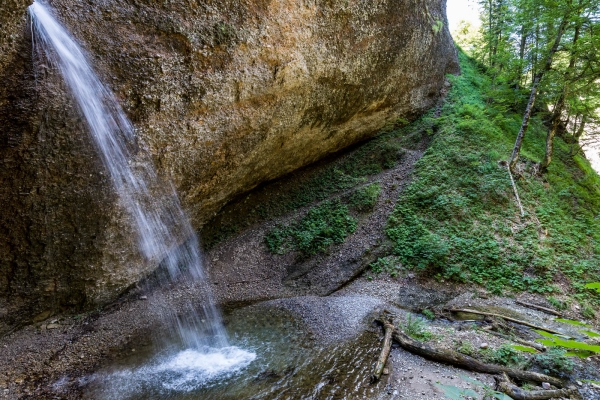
(456, 341), (475, 356)
(482, 344), (525, 366)
(547, 296), (567, 311)
(401, 314), (434, 342)
(264, 200), (357, 255)
(422, 309), (435, 320)
(582, 304), (596, 320)
(369, 256), (401, 277)
(530, 348), (574, 376)
(349, 183), (381, 212)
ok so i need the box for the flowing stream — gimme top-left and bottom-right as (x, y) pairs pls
(29, 0), (254, 392)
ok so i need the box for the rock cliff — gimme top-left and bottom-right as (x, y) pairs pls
(0, 0), (458, 330)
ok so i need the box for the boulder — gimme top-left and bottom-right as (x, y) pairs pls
(0, 0), (458, 331)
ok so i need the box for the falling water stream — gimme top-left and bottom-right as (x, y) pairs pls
(28, 0), (255, 393)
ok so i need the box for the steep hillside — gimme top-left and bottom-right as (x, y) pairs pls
(384, 51), (600, 311)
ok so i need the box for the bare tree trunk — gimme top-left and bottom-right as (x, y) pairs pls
(541, 25), (579, 172)
(541, 92), (565, 171)
(509, 15), (570, 172)
(371, 319), (394, 382)
(495, 373), (579, 400)
(515, 25), (528, 90)
(575, 114), (587, 141)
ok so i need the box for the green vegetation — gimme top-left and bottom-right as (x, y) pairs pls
(204, 134), (404, 249)
(401, 314), (434, 342)
(422, 309), (435, 321)
(456, 341), (527, 367)
(459, 0), (600, 172)
(384, 51), (600, 298)
(582, 304), (596, 320)
(547, 296), (568, 311)
(456, 341), (476, 356)
(530, 348), (575, 376)
(264, 200), (357, 256)
(369, 256), (402, 277)
(482, 344), (526, 367)
(348, 182), (381, 212)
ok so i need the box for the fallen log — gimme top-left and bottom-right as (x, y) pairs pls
(376, 317), (565, 388)
(495, 373), (579, 400)
(445, 308), (563, 335)
(371, 318), (394, 382)
(515, 300), (562, 317)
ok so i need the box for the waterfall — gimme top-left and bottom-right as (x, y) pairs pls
(28, 0), (234, 355)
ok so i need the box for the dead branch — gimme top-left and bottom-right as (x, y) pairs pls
(444, 308), (563, 335)
(507, 165), (525, 216)
(375, 317), (565, 388)
(495, 373), (579, 400)
(515, 300), (562, 317)
(371, 318), (394, 382)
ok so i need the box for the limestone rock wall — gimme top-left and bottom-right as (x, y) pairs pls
(0, 0), (458, 329)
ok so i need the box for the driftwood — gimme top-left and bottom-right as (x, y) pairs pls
(515, 300), (562, 317)
(484, 329), (546, 352)
(445, 308), (563, 335)
(507, 165), (526, 217)
(371, 318), (394, 382)
(495, 373), (579, 400)
(375, 316), (565, 388)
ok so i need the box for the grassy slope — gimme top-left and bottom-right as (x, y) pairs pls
(385, 51), (600, 305)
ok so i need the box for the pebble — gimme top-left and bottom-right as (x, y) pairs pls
(480, 343), (488, 349)
(139, 296), (147, 300)
(542, 382), (551, 390)
(46, 324), (60, 329)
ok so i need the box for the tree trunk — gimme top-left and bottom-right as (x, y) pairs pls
(376, 320), (566, 388)
(575, 114), (587, 140)
(515, 25), (528, 90)
(371, 319), (394, 382)
(445, 308), (563, 335)
(541, 92), (565, 171)
(509, 15), (570, 172)
(541, 25), (580, 172)
(495, 373), (578, 400)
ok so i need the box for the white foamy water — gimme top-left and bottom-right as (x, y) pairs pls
(90, 347), (256, 398)
(28, 0), (232, 350)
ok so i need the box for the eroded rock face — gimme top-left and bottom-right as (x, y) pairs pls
(0, 0), (458, 329)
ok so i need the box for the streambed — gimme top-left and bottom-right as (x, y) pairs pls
(83, 304), (383, 400)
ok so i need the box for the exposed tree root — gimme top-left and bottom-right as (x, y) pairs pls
(515, 300), (562, 317)
(495, 373), (580, 400)
(375, 316), (566, 388)
(371, 317), (394, 382)
(444, 308), (563, 335)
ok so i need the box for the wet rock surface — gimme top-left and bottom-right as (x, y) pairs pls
(0, 0), (459, 327)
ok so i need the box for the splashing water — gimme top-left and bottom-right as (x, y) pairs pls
(91, 347), (257, 398)
(28, 0), (254, 384)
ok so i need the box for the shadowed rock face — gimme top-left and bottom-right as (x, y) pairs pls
(0, 0), (458, 329)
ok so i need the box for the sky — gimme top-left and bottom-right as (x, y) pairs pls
(446, 0), (481, 32)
